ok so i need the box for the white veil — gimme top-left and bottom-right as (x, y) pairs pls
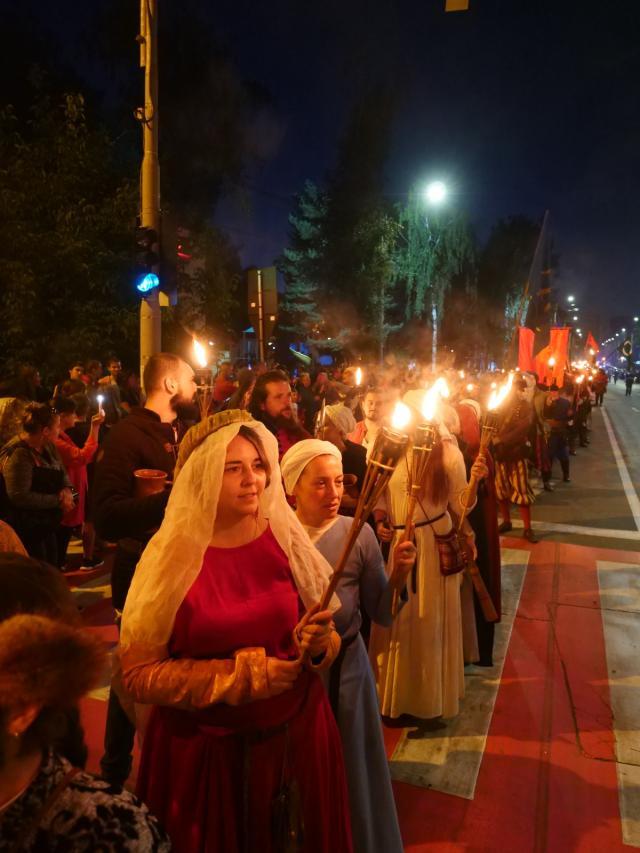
(120, 412), (339, 653)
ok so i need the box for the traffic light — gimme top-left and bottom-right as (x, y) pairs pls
(135, 226), (160, 293)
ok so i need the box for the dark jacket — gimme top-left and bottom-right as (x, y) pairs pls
(0, 437), (71, 511)
(249, 410), (311, 459)
(495, 400), (533, 462)
(93, 407), (183, 543)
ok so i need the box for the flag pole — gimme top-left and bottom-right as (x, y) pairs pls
(505, 209), (550, 369)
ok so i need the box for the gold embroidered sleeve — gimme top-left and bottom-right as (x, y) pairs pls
(119, 644), (270, 709)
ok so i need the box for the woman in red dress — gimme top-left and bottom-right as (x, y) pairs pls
(119, 410), (352, 853)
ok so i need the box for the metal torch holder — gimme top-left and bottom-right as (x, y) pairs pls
(195, 367), (214, 421)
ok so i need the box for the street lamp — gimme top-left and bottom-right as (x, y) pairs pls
(567, 295), (575, 303)
(634, 316), (639, 322)
(424, 180), (447, 205)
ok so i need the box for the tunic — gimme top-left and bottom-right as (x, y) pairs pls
(369, 440), (470, 719)
(136, 526), (352, 853)
(312, 516), (404, 853)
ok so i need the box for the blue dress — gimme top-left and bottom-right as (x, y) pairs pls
(312, 515), (404, 853)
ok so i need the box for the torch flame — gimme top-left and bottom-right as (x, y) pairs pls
(488, 371), (514, 411)
(391, 401), (412, 432)
(420, 377), (450, 422)
(193, 338), (208, 368)
(355, 367), (362, 387)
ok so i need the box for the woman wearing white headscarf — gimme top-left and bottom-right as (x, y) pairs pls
(281, 440), (416, 853)
(368, 390), (487, 722)
(119, 411), (353, 853)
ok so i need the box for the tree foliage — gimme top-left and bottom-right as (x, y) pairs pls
(393, 187), (476, 323)
(278, 181), (327, 346)
(0, 93), (139, 378)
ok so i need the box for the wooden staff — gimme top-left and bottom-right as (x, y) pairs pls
(298, 424), (409, 663)
(390, 422), (438, 616)
(318, 424), (409, 611)
(456, 409), (501, 623)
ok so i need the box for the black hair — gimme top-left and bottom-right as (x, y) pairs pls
(52, 397), (77, 416)
(22, 403), (57, 435)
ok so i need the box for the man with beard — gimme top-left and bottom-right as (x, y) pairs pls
(248, 369), (311, 458)
(348, 387), (386, 459)
(93, 352), (195, 786)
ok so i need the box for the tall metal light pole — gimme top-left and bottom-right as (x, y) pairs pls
(137, 0), (161, 380)
(423, 181), (447, 372)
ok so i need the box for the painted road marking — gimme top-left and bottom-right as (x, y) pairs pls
(389, 549), (529, 798)
(598, 561), (640, 848)
(509, 517), (640, 542)
(600, 407), (640, 532)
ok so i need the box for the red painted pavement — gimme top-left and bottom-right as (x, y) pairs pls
(389, 538), (637, 852)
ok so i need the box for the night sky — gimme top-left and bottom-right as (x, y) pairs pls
(2, 0), (639, 328)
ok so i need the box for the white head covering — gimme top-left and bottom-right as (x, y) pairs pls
(120, 413), (339, 653)
(324, 404), (356, 436)
(280, 439), (343, 496)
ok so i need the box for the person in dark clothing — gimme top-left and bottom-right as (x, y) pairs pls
(544, 384), (572, 482)
(294, 372), (318, 432)
(223, 367), (255, 411)
(93, 352), (196, 787)
(0, 404), (74, 565)
(321, 404), (367, 515)
(248, 369), (310, 458)
(625, 372), (635, 396)
(456, 400), (501, 667)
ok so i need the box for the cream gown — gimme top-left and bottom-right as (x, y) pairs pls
(369, 438), (473, 719)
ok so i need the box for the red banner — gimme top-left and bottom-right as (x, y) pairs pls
(534, 327), (570, 386)
(585, 332), (599, 355)
(518, 327), (536, 372)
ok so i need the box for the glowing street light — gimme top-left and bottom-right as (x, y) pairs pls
(567, 295), (575, 303)
(424, 180), (447, 205)
(634, 316), (639, 322)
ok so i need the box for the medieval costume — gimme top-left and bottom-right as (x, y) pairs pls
(281, 441), (404, 853)
(493, 381), (538, 543)
(368, 392), (476, 720)
(119, 412), (352, 853)
(456, 401), (502, 667)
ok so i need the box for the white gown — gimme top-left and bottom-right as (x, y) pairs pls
(369, 438), (472, 719)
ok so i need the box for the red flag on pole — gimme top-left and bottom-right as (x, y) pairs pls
(518, 327), (536, 372)
(534, 327), (570, 386)
(585, 332), (599, 354)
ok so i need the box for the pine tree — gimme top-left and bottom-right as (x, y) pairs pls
(278, 181), (327, 346)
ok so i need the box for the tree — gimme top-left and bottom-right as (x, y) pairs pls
(352, 206), (402, 360)
(476, 215), (541, 360)
(278, 181), (327, 347)
(171, 223), (243, 344)
(393, 187), (475, 366)
(0, 92), (139, 378)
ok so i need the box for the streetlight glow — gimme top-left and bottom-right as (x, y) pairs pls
(567, 295), (575, 303)
(424, 180), (447, 205)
